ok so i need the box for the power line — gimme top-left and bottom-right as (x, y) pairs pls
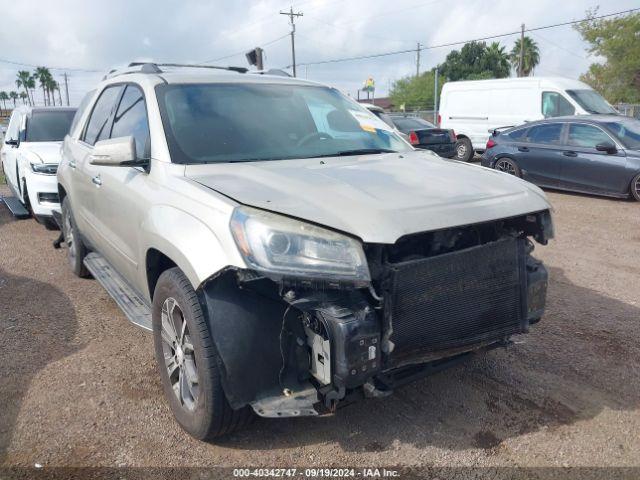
(291, 7), (640, 67)
(202, 33), (290, 63)
(0, 57), (101, 72)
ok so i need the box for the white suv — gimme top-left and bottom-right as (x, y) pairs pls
(57, 63), (553, 440)
(1, 106), (76, 227)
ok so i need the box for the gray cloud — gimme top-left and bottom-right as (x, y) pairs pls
(0, 0), (634, 105)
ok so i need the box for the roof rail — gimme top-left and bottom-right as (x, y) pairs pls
(249, 68), (292, 77)
(103, 62), (249, 80)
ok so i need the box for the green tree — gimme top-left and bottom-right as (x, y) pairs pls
(16, 70), (32, 106)
(574, 10), (640, 103)
(34, 66), (53, 106)
(389, 70), (439, 111)
(19, 92), (28, 105)
(10, 91), (19, 107)
(509, 36), (540, 77)
(438, 41), (511, 81)
(0, 91), (8, 114)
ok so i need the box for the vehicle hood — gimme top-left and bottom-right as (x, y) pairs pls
(185, 151), (551, 244)
(20, 142), (63, 164)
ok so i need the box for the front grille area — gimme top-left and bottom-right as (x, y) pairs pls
(388, 237), (526, 363)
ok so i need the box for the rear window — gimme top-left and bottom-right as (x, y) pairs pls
(391, 117), (435, 133)
(26, 110), (77, 142)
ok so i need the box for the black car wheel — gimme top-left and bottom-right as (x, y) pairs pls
(494, 157), (521, 177)
(631, 173), (640, 202)
(455, 137), (474, 162)
(152, 267), (253, 440)
(61, 197), (90, 278)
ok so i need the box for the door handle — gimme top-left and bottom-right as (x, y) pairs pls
(68, 159), (76, 169)
(563, 151), (578, 157)
(518, 146), (529, 152)
(91, 175), (102, 186)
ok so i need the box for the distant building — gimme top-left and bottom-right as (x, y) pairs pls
(357, 97), (394, 110)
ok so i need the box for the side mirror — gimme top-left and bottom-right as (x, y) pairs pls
(90, 136), (136, 166)
(595, 142), (617, 154)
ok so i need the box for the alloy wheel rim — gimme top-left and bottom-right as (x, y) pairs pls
(635, 177), (640, 198)
(496, 159), (516, 175)
(161, 297), (199, 411)
(456, 144), (467, 159)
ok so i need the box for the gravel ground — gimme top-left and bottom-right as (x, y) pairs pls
(0, 183), (639, 470)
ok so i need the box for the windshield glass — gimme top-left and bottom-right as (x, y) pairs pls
(390, 116), (435, 133)
(156, 83), (410, 164)
(603, 119), (640, 150)
(26, 110), (76, 142)
(566, 89), (617, 114)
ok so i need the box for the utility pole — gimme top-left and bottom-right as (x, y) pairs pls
(518, 23), (525, 77)
(63, 73), (70, 106)
(416, 42), (421, 77)
(280, 6), (303, 77)
(434, 67), (439, 124)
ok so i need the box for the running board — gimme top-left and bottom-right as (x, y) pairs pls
(83, 253), (152, 331)
(1, 196), (30, 219)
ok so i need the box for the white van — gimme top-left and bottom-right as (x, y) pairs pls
(438, 77), (617, 162)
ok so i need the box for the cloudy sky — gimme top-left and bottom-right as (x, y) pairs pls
(0, 0), (637, 106)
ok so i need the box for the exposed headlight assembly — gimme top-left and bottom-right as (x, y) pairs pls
(230, 206), (370, 285)
(31, 163), (58, 175)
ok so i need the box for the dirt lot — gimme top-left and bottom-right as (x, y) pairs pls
(1, 183), (639, 470)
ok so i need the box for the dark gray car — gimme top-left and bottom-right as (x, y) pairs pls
(481, 115), (640, 201)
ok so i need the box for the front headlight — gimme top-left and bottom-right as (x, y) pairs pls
(31, 163), (58, 175)
(230, 206), (370, 284)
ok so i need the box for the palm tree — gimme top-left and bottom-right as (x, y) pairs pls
(16, 70), (32, 106)
(47, 78), (61, 106)
(0, 91), (8, 115)
(19, 92), (28, 105)
(35, 66), (53, 106)
(10, 91), (19, 107)
(26, 76), (37, 105)
(510, 36), (540, 77)
(483, 42), (511, 78)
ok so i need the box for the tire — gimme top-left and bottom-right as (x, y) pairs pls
(494, 157), (521, 177)
(61, 197), (90, 277)
(152, 267), (253, 440)
(631, 173), (640, 202)
(455, 137), (474, 162)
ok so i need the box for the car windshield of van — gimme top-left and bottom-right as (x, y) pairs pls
(566, 90), (617, 114)
(391, 117), (435, 133)
(603, 119), (640, 150)
(26, 110), (76, 142)
(156, 83), (410, 164)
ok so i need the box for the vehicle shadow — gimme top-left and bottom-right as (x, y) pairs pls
(218, 266), (640, 452)
(541, 186), (634, 203)
(0, 267), (79, 462)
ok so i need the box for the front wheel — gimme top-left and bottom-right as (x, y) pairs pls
(61, 197), (90, 277)
(631, 173), (640, 201)
(152, 267), (253, 440)
(494, 157), (521, 177)
(455, 137), (474, 162)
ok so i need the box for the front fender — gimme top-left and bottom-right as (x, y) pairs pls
(139, 204), (244, 297)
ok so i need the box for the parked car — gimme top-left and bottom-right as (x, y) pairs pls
(1, 106), (77, 227)
(439, 77), (618, 162)
(58, 63), (553, 440)
(482, 115), (640, 201)
(388, 115), (457, 158)
(361, 103), (409, 140)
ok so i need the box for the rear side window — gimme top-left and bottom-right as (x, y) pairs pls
(83, 86), (122, 146)
(110, 85), (150, 159)
(508, 128), (528, 140)
(527, 123), (563, 145)
(542, 92), (575, 117)
(568, 124), (613, 149)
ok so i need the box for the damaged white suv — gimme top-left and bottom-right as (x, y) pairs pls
(57, 63), (553, 440)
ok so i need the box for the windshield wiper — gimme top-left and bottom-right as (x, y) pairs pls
(307, 148), (397, 159)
